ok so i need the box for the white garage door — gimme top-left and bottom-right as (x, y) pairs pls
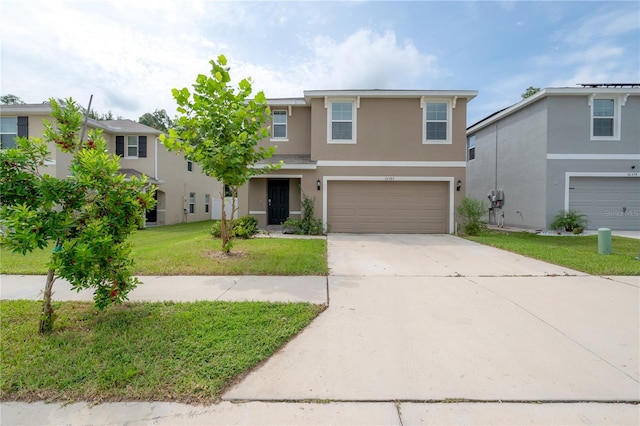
(568, 177), (640, 230)
(327, 181), (449, 233)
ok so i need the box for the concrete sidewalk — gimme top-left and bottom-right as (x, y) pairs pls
(2, 400), (638, 425)
(0, 274), (328, 305)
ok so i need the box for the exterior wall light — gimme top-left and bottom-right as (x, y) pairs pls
(456, 179), (462, 192)
(317, 179), (321, 191)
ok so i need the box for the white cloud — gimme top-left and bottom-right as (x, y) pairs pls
(558, 7), (640, 46)
(223, 29), (445, 99)
(302, 29), (441, 89)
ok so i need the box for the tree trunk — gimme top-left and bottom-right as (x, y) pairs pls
(220, 186), (231, 253)
(39, 268), (56, 334)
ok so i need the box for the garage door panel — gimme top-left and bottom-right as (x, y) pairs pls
(327, 181), (449, 234)
(569, 177), (639, 230)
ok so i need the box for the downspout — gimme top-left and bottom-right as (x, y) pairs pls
(154, 137), (159, 180)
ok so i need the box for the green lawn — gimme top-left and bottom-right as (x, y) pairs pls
(1, 221), (328, 276)
(1, 299), (324, 403)
(466, 231), (640, 276)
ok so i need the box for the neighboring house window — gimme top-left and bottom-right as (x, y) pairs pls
(189, 192), (195, 214)
(421, 98), (452, 144)
(204, 194), (210, 213)
(0, 116), (27, 149)
(0, 117), (17, 149)
(116, 135), (147, 157)
(591, 97), (619, 140)
(272, 110), (287, 140)
(467, 135), (476, 161)
(127, 135), (138, 157)
(327, 99), (357, 144)
(187, 160), (193, 172)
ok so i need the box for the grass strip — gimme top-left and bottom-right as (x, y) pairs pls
(466, 231), (640, 276)
(1, 300), (324, 403)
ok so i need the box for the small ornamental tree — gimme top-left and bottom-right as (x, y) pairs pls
(162, 55), (279, 253)
(0, 98), (155, 333)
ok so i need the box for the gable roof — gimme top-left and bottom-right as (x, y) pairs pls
(467, 85), (640, 134)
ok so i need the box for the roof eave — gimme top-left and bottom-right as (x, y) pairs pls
(303, 89), (478, 103)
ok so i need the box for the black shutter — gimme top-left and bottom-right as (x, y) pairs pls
(139, 136), (147, 158)
(115, 136), (124, 157)
(17, 117), (28, 138)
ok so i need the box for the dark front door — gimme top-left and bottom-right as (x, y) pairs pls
(145, 190), (158, 223)
(268, 179), (289, 225)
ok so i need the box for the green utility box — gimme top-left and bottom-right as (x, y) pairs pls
(598, 228), (612, 255)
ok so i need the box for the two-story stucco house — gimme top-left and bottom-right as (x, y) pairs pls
(0, 103), (220, 226)
(466, 85), (640, 231)
(238, 89), (477, 234)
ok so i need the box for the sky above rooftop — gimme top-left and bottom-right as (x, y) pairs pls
(1, 0), (638, 125)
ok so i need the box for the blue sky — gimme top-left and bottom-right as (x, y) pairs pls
(1, 0), (638, 125)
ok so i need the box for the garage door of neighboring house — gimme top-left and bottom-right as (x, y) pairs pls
(568, 177), (640, 230)
(327, 181), (449, 233)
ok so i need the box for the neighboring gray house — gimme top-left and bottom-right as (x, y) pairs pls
(466, 85), (640, 231)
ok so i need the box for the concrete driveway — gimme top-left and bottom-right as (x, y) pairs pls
(224, 234), (639, 402)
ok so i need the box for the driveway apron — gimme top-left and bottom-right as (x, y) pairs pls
(224, 234), (639, 402)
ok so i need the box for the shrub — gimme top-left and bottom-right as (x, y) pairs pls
(210, 215), (258, 239)
(282, 193), (325, 235)
(233, 215), (258, 239)
(550, 210), (588, 233)
(456, 197), (487, 236)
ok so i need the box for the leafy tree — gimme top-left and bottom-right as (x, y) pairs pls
(0, 98), (155, 333)
(521, 86), (541, 99)
(162, 55), (279, 253)
(0, 94), (25, 104)
(139, 109), (174, 132)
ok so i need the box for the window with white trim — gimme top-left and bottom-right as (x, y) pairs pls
(189, 192), (195, 214)
(187, 160), (193, 172)
(467, 134), (476, 161)
(591, 97), (619, 140)
(272, 110), (287, 140)
(0, 117), (17, 149)
(126, 135), (139, 158)
(204, 194), (210, 213)
(327, 99), (357, 144)
(422, 100), (452, 144)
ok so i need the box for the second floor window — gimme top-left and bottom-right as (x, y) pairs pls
(127, 135), (139, 157)
(422, 98), (452, 144)
(0, 117), (17, 149)
(467, 134), (476, 161)
(329, 100), (356, 143)
(592, 98), (615, 138)
(116, 135), (147, 158)
(187, 160), (193, 172)
(426, 102), (448, 141)
(272, 110), (287, 139)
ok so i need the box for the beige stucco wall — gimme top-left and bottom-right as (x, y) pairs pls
(309, 97), (469, 162)
(260, 106), (311, 155)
